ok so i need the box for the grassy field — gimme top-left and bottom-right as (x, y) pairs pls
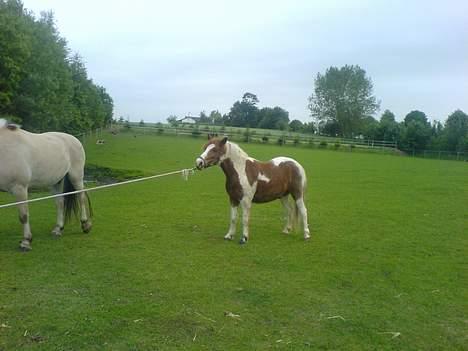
(0, 133), (466, 350)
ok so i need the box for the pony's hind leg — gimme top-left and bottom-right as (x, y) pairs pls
(51, 181), (65, 236)
(11, 185), (33, 251)
(295, 197), (310, 240)
(280, 196), (293, 234)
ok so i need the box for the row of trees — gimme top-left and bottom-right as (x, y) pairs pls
(0, 0), (113, 133)
(308, 64), (467, 152)
(168, 92), (316, 133)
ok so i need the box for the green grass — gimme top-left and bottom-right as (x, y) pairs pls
(0, 133), (467, 350)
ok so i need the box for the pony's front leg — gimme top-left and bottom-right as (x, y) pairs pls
(12, 185), (32, 251)
(51, 182), (64, 236)
(239, 198), (252, 245)
(224, 205), (238, 240)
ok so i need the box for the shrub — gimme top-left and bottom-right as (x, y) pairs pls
(319, 141), (328, 148)
(191, 128), (201, 137)
(262, 135), (269, 143)
(243, 128), (250, 142)
(294, 137), (300, 146)
(277, 136), (285, 146)
(334, 142), (341, 149)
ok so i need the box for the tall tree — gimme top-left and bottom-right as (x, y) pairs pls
(377, 109), (399, 141)
(308, 65), (380, 137)
(444, 109), (468, 152)
(257, 106), (289, 130)
(399, 110), (432, 150)
(226, 93), (260, 127)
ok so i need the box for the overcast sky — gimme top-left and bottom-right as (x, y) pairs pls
(24, 0), (468, 123)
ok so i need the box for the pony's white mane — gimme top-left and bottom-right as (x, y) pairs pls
(227, 141), (250, 160)
(0, 119), (7, 129)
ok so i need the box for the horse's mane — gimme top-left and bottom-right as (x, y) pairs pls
(227, 141), (250, 159)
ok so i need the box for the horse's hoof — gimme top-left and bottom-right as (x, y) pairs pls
(51, 227), (63, 237)
(19, 241), (32, 251)
(239, 237), (248, 245)
(81, 221), (92, 234)
(304, 234), (311, 241)
(224, 235), (233, 241)
(282, 229), (290, 235)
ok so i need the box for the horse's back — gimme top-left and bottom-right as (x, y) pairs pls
(0, 128), (85, 189)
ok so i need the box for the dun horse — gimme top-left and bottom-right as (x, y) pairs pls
(0, 119), (92, 250)
(196, 135), (310, 244)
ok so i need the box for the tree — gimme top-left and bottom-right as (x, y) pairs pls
(167, 115), (178, 126)
(399, 110), (432, 150)
(0, 1), (113, 133)
(257, 106), (289, 130)
(199, 111), (211, 124)
(289, 119), (304, 132)
(226, 93), (260, 127)
(308, 65), (380, 137)
(377, 110), (399, 141)
(209, 110), (223, 125)
(360, 116), (379, 139)
(242, 92), (259, 105)
(444, 109), (468, 151)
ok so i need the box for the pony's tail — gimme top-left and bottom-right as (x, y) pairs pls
(63, 174), (80, 223)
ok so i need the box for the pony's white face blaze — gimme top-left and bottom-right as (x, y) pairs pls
(195, 138), (227, 170)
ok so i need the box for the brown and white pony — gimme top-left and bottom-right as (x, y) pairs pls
(196, 135), (310, 244)
(0, 119), (92, 251)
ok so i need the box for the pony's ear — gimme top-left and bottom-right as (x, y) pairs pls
(220, 136), (228, 145)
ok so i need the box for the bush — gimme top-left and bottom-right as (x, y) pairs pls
(191, 128), (201, 137)
(262, 135), (269, 143)
(294, 137), (300, 146)
(243, 128), (250, 142)
(277, 136), (285, 146)
(319, 141), (328, 148)
(334, 142), (341, 149)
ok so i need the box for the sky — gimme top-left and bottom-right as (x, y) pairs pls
(24, 0), (468, 123)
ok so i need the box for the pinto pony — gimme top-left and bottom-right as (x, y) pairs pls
(0, 119), (92, 250)
(196, 135), (310, 244)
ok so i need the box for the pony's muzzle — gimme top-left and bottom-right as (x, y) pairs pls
(196, 157), (205, 170)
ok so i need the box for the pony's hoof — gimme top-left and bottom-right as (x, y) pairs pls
(239, 237), (248, 245)
(282, 229), (291, 235)
(224, 235), (233, 241)
(81, 221), (92, 234)
(304, 234), (311, 240)
(19, 240), (32, 251)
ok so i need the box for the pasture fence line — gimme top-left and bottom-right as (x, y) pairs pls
(0, 168), (196, 210)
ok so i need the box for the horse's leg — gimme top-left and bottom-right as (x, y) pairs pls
(239, 198), (252, 244)
(69, 176), (92, 233)
(51, 181), (65, 236)
(224, 204), (238, 240)
(296, 197), (310, 240)
(280, 196), (293, 234)
(11, 185), (33, 251)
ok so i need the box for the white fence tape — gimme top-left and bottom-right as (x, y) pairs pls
(0, 168), (196, 210)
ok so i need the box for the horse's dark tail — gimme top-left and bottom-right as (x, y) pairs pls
(64, 174), (80, 223)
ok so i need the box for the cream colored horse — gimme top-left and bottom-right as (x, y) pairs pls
(0, 119), (92, 250)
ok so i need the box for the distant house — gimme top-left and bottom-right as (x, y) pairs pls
(177, 115), (200, 124)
